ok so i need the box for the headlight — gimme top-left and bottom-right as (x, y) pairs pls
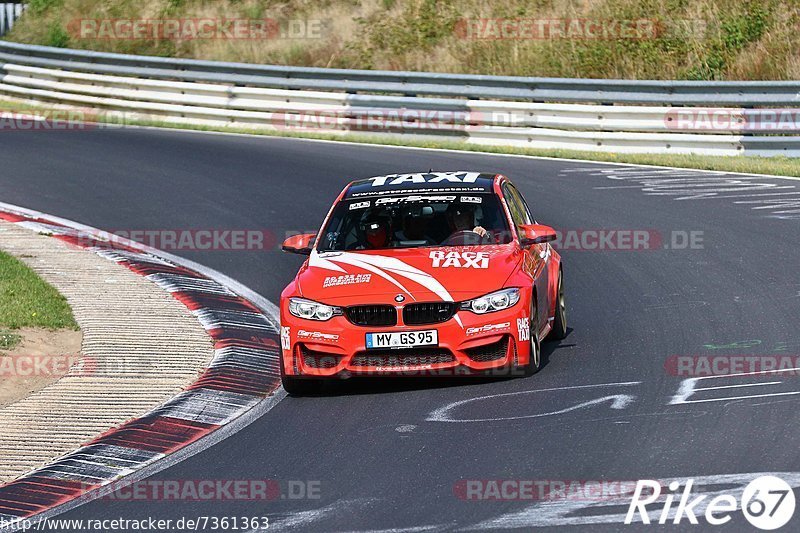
(460, 288), (520, 314)
(288, 297), (342, 321)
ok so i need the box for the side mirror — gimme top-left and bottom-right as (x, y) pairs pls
(282, 233), (316, 255)
(518, 224), (557, 246)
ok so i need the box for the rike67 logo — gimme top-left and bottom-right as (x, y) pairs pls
(626, 475), (795, 530)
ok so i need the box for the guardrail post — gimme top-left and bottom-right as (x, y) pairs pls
(0, 1), (25, 37)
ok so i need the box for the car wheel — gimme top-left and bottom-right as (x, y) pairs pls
(548, 269), (567, 341)
(524, 299), (542, 376)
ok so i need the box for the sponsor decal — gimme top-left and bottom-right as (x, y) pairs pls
(350, 186), (486, 198)
(349, 201), (370, 210)
(466, 322), (511, 336)
(461, 196), (483, 204)
(280, 326), (291, 351)
(430, 251), (490, 269)
(309, 251), (456, 308)
(369, 172), (481, 187)
(375, 195), (457, 205)
(297, 330), (340, 343)
(517, 317), (530, 342)
(322, 273), (372, 288)
(375, 364), (435, 372)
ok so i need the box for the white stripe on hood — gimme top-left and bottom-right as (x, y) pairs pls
(309, 251), (452, 302)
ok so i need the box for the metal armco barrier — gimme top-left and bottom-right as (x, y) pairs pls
(0, 40), (799, 156)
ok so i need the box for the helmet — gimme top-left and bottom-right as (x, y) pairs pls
(360, 210), (392, 248)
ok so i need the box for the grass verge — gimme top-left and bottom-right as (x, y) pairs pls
(6, 0), (800, 81)
(1, 98), (799, 178)
(0, 250), (79, 350)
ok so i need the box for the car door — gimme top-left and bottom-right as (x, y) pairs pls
(502, 183), (550, 337)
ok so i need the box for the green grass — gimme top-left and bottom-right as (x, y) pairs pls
(1, 98), (798, 178)
(0, 250), (79, 349)
(5, 0), (800, 80)
(0, 331), (22, 350)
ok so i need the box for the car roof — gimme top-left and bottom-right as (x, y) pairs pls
(343, 171), (499, 199)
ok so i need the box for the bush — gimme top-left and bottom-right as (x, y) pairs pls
(45, 21), (70, 48)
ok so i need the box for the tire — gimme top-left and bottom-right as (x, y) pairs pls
(547, 269), (568, 341)
(523, 299), (542, 376)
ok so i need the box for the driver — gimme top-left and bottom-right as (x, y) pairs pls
(360, 211), (392, 249)
(445, 203), (489, 240)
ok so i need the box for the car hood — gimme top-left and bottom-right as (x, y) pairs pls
(297, 245), (522, 305)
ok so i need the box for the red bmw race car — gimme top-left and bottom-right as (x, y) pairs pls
(279, 171), (567, 395)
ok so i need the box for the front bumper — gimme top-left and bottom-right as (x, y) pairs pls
(280, 303), (531, 377)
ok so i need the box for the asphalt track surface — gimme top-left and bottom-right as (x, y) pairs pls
(2, 128), (800, 531)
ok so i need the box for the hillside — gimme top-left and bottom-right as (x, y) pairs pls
(6, 0), (800, 80)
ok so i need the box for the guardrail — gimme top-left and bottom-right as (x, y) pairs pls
(1, 40), (798, 156)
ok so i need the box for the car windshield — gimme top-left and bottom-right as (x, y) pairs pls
(317, 193), (512, 251)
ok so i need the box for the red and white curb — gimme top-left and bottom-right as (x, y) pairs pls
(0, 203), (283, 529)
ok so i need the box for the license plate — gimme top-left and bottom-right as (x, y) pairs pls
(366, 330), (438, 349)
